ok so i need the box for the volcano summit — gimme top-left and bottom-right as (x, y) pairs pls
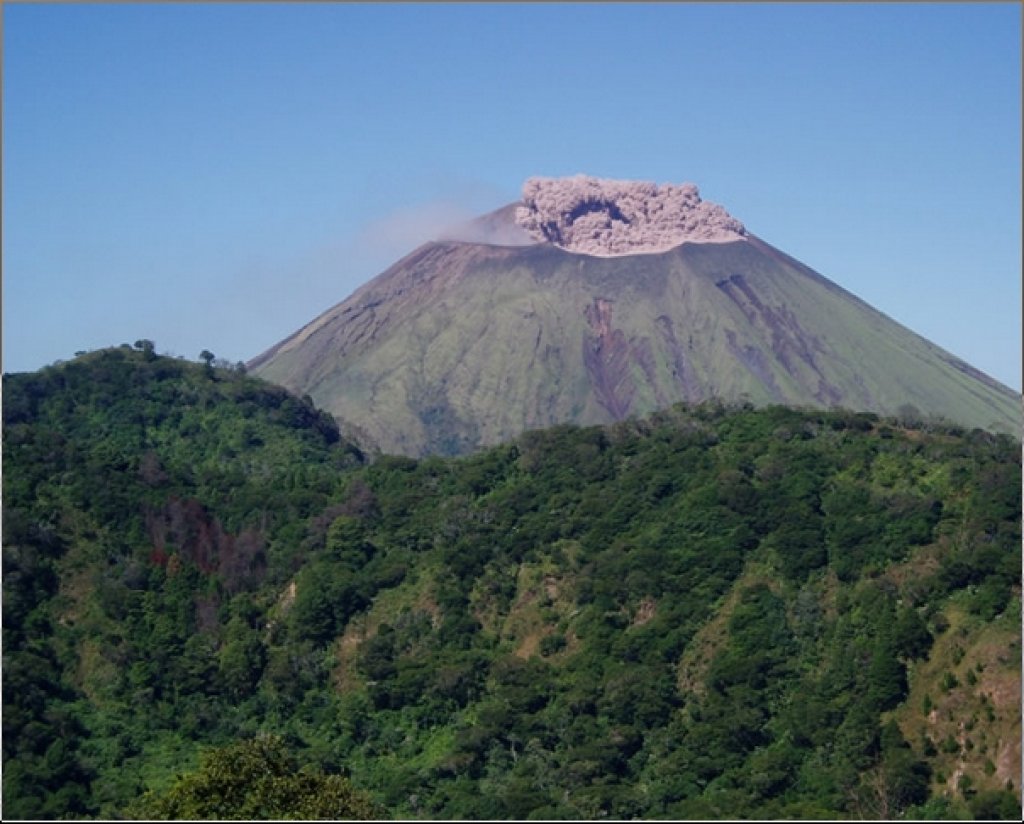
(250, 175), (1020, 456)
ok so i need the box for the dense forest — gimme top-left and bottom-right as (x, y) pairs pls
(2, 345), (1021, 820)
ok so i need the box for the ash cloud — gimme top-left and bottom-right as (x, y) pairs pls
(515, 174), (746, 256)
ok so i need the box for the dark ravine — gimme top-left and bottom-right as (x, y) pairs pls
(582, 297), (636, 420)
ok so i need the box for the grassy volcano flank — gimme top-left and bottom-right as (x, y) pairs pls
(251, 234), (1020, 456)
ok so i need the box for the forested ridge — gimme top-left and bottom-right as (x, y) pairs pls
(2, 346), (1021, 820)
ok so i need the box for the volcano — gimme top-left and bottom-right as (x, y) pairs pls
(249, 175), (1020, 456)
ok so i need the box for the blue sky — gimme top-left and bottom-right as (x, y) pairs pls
(3, 2), (1021, 390)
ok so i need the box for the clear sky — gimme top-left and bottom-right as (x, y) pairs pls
(3, 2), (1021, 390)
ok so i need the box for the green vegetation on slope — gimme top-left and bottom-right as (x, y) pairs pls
(3, 348), (1021, 820)
(2, 345), (364, 818)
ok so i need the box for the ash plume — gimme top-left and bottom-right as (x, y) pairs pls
(515, 174), (746, 256)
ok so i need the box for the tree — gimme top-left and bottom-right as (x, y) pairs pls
(968, 789), (1022, 821)
(128, 735), (381, 819)
(200, 349), (216, 377)
(217, 618), (266, 700)
(866, 635), (909, 711)
(851, 723), (931, 820)
(892, 607), (933, 661)
(289, 565), (342, 645)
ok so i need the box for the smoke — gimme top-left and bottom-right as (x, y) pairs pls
(357, 196), (539, 254)
(438, 204), (536, 247)
(515, 174), (746, 256)
(357, 199), (481, 256)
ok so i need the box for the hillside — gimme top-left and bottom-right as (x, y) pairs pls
(2, 349), (1021, 820)
(249, 179), (1021, 457)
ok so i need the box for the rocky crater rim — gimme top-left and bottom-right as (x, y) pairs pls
(514, 174), (747, 257)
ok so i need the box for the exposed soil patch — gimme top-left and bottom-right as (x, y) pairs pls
(632, 597), (657, 627)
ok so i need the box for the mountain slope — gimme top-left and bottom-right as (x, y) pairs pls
(3, 353), (1021, 819)
(250, 228), (1020, 456)
(2, 347), (366, 819)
